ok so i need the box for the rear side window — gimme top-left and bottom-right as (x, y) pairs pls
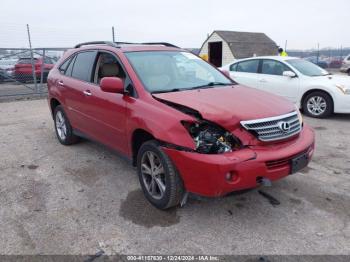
(59, 57), (72, 73)
(65, 56), (76, 76)
(236, 60), (259, 73)
(71, 51), (96, 82)
(229, 63), (237, 71)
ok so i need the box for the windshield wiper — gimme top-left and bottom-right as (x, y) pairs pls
(190, 82), (231, 90)
(151, 88), (182, 94)
(151, 82), (232, 94)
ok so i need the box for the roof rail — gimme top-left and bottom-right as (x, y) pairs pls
(74, 41), (118, 48)
(74, 41), (179, 49)
(141, 42), (179, 48)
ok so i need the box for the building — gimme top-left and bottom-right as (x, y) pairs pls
(199, 30), (277, 67)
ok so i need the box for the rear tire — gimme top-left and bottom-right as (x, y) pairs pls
(302, 91), (333, 118)
(53, 105), (79, 145)
(137, 140), (184, 210)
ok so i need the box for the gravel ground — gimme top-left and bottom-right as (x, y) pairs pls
(0, 99), (349, 256)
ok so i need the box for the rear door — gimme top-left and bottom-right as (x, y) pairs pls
(258, 59), (299, 102)
(228, 59), (260, 89)
(58, 51), (98, 134)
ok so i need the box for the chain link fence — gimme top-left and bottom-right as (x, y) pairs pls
(0, 48), (67, 99)
(0, 23), (115, 100)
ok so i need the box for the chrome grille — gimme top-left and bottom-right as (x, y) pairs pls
(240, 111), (302, 142)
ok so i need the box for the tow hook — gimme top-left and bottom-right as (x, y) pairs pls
(257, 177), (272, 187)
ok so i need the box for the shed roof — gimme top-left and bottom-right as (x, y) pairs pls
(213, 30), (278, 59)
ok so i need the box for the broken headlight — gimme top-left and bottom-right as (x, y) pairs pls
(182, 121), (241, 154)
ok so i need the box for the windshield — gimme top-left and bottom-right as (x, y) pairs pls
(286, 59), (329, 77)
(125, 51), (232, 93)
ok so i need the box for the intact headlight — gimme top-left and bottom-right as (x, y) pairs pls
(336, 84), (350, 95)
(182, 121), (242, 154)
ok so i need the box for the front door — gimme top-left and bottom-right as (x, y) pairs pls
(82, 52), (128, 154)
(258, 59), (299, 103)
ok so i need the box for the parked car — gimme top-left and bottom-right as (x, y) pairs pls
(328, 58), (342, 69)
(305, 56), (328, 69)
(47, 42), (315, 209)
(221, 56), (350, 118)
(0, 59), (17, 81)
(14, 57), (54, 83)
(340, 54), (350, 75)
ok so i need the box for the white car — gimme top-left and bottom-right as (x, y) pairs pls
(221, 56), (350, 118)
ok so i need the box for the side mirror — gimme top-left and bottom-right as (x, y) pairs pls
(283, 71), (296, 78)
(100, 77), (124, 93)
(220, 69), (231, 78)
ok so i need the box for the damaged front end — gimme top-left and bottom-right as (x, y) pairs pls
(154, 96), (243, 154)
(182, 120), (242, 154)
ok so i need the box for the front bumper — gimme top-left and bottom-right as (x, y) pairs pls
(334, 92), (350, 113)
(340, 66), (349, 73)
(163, 125), (315, 197)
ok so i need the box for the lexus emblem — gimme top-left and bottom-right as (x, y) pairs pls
(278, 121), (290, 133)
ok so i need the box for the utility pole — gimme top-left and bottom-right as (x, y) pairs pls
(284, 40), (288, 52)
(112, 26), (115, 42)
(27, 24), (37, 91)
(340, 45), (343, 60)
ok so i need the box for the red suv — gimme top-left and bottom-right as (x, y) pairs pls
(47, 41), (315, 209)
(14, 57), (54, 83)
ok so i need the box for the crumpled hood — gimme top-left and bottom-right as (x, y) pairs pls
(153, 85), (295, 129)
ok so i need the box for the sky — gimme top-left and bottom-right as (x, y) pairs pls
(0, 0), (348, 50)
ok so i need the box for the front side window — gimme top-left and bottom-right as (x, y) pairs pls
(261, 60), (290, 76)
(286, 59), (329, 77)
(93, 52), (126, 84)
(236, 60), (259, 73)
(125, 51), (232, 93)
(71, 51), (96, 81)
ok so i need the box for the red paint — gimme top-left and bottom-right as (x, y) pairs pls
(48, 44), (315, 197)
(14, 57), (54, 80)
(100, 77), (124, 93)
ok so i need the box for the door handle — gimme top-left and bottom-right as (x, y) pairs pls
(259, 79), (267, 83)
(83, 90), (92, 96)
(58, 80), (64, 86)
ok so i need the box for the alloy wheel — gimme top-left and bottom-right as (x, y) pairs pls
(55, 111), (67, 140)
(307, 96), (327, 116)
(141, 151), (166, 200)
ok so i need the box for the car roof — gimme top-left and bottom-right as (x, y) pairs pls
(231, 56), (300, 63)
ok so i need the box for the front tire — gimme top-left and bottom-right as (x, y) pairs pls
(302, 91), (333, 118)
(54, 105), (79, 145)
(137, 140), (184, 210)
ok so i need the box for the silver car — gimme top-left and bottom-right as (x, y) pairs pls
(340, 54), (350, 75)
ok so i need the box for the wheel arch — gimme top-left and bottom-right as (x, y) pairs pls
(131, 128), (155, 166)
(301, 88), (334, 112)
(50, 98), (62, 118)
